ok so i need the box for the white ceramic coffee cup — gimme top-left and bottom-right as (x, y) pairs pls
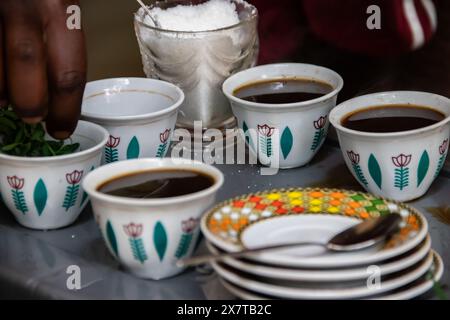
(83, 158), (224, 280)
(82, 78), (184, 164)
(0, 121), (108, 230)
(330, 91), (450, 201)
(223, 63), (343, 169)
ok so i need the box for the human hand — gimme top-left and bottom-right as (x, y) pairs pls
(0, 0), (86, 139)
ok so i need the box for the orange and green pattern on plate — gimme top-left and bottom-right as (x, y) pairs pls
(206, 188), (421, 247)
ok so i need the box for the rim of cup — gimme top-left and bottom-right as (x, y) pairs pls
(222, 63), (344, 110)
(82, 77), (184, 124)
(329, 91), (450, 138)
(0, 120), (108, 164)
(83, 158), (224, 207)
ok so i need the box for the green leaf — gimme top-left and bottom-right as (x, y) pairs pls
(106, 221), (119, 257)
(368, 154), (382, 189)
(417, 150), (429, 187)
(56, 143), (80, 155)
(0, 107), (79, 157)
(153, 221), (167, 261)
(175, 234), (193, 259)
(0, 117), (17, 130)
(127, 136), (140, 159)
(2, 109), (18, 120)
(14, 125), (25, 144)
(31, 126), (45, 141)
(2, 143), (19, 151)
(33, 179), (47, 216)
(280, 127), (293, 159)
(242, 121), (255, 152)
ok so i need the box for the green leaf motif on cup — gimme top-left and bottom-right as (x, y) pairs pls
(154, 221), (168, 262)
(7, 175), (28, 214)
(156, 129), (171, 158)
(126, 136), (140, 160)
(105, 135), (120, 164)
(257, 124), (274, 158)
(175, 234), (193, 259)
(417, 150), (430, 187)
(106, 220), (119, 258)
(346, 150), (368, 186)
(368, 154), (382, 189)
(242, 121), (255, 152)
(33, 178), (47, 216)
(62, 170), (83, 211)
(311, 116), (327, 152)
(175, 218), (198, 259)
(123, 223), (148, 264)
(280, 127), (293, 159)
(435, 139), (448, 178)
(392, 154), (411, 190)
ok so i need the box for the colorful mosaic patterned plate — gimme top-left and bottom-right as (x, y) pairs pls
(218, 250), (443, 300)
(212, 250), (434, 299)
(201, 188), (428, 268)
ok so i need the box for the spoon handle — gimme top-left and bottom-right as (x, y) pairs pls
(177, 241), (325, 267)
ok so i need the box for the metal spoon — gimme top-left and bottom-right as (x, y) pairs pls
(178, 213), (402, 267)
(136, 0), (160, 28)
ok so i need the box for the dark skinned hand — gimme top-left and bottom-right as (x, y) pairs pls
(0, 0), (86, 140)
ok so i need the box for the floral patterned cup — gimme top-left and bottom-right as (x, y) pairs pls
(222, 63), (343, 169)
(81, 78), (184, 164)
(0, 121), (108, 230)
(330, 91), (450, 201)
(83, 158), (224, 280)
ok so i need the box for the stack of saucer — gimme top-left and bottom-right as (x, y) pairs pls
(201, 188), (443, 300)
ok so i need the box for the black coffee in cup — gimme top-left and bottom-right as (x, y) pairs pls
(233, 78), (333, 104)
(342, 104), (445, 133)
(98, 169), (215, 199)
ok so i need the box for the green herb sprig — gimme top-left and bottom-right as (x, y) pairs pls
(0, 107), (80, 157)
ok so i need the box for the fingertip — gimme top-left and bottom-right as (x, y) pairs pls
(48, 130), (72, 140)
(13, 105), (47, 121)
(45, 119), (77, 140)
(22, 116), (44, 124)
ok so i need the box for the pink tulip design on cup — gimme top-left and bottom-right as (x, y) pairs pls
(311, 115), (327, 151)
(258, 124), (275, 158)
(7, 176), (28, 214)
(392, 154), (412, 190)
(175, 217), (199, 259)
(347, 150), (368, 186)
(62, 170), (83, 211)
(435, 139), (449, 178)
(156, 129), (171, 158)
(105, 135), (120, 163)
(123, 223), (148, 264)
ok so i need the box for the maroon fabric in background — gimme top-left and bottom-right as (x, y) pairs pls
(252, 0), (437, 62)
(250, 0), (305, 64)
(304, 0), (435, 56)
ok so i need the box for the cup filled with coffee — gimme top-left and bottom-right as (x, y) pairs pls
(82, 158), (224, 280)
(330, 91), (450, 201)
(222, 63), (343, 169)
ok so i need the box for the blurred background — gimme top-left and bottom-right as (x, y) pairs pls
(81, 0), (450, 102)
(81, 0), (145, 80)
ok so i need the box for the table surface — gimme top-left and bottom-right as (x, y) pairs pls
(0, 142), (449, 299)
